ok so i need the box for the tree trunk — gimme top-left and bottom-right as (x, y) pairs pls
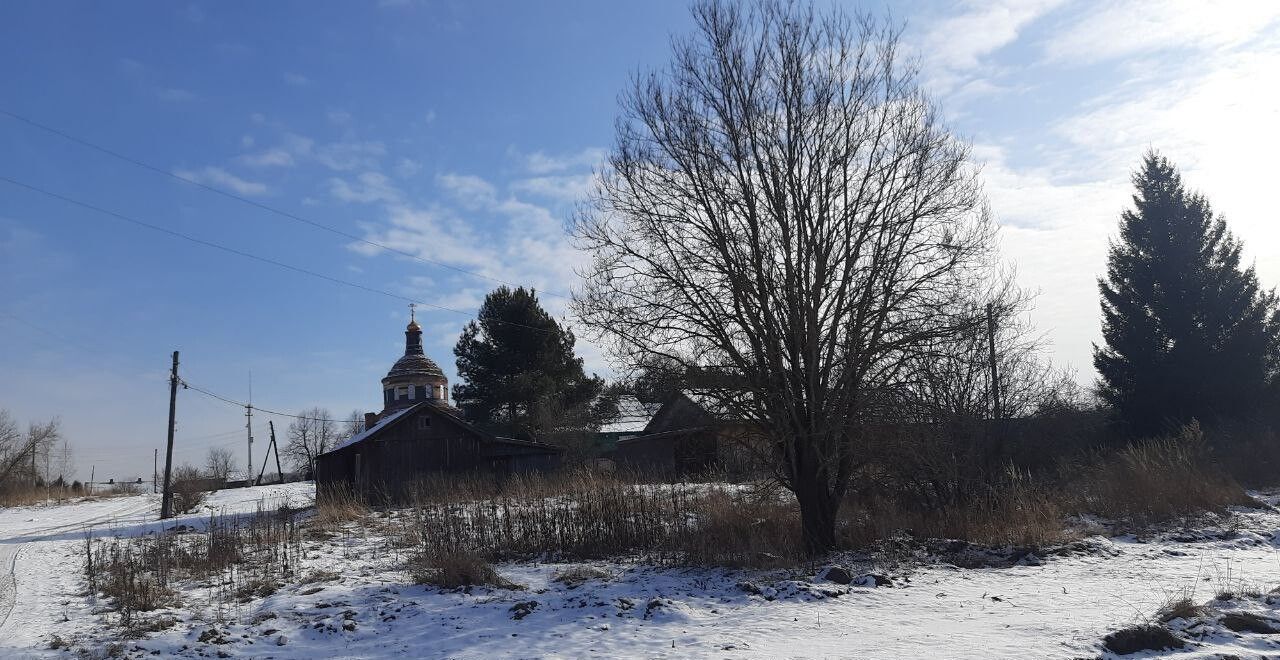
(795, 477), (839, 555)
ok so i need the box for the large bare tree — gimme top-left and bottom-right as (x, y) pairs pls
(572, 0), (1000, 552)
(285, 408), (337, 478)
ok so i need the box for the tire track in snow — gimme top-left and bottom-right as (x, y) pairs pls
(0, 543), (18, 634)
(0, 497), (156, 633)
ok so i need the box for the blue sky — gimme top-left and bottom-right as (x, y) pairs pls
(2, 1), (1278, 481)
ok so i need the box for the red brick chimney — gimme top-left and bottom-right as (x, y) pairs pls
(364, 412), (379, 430)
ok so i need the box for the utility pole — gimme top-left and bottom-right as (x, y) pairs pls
(257, 420), (283, 486)
(160, 351), (179, 519)
(271, 420), (284, 484)
(245, 371), (253, 486)
(153, 448), (158, 494)
(986, 303), (1001, 421)
(245, 405), (254, 487)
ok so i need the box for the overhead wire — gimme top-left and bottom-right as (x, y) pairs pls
(179, 379), (349, 423)
(0, 107), (573, 300)
(0, 174), (560, 336)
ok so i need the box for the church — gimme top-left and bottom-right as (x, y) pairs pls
(314, 309), (561, 501)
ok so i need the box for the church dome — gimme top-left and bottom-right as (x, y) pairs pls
(380, 306), (449, 413)
(386, 352), (443, 379)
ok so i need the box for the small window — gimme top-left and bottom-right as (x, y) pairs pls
(417, 416), (431, 429)
(396, 386), (408, 399)
(408, 386), (416, 400)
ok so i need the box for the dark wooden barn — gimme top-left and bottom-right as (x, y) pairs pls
(315, 400), (560, 501)
(314, 311), (560, 501)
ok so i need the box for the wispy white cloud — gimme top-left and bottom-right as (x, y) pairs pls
(519, 147), (606, 174)
(510, 174), (594, 204)
(328, 172), (402, 205)
(916, 0), (1064, 93)
(240, 147), (294, 168)
(314, 140), (386, 171)
(173, 166), (268, 196)
(1042, 1), (1280, 65)
(283, 72), (310, 86)
(394, 157), (421, 179)
(937, 5), (1280, 375)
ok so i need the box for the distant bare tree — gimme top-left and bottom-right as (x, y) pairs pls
(0, 416), (61, 488)
(205, 447), (236, 482)
(573, 1), (1000, 552)
(343, 409), (366, 438)
(898, 285), (1061, 425)
(285, 408), (336, 478)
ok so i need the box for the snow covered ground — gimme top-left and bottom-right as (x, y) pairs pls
(1, 483), (1279, 658)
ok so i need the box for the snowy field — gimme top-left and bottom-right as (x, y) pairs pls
(1, 483), (1279, 658)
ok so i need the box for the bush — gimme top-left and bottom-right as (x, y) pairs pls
(170, 465), (208, 514)
(1102, 624), (1184, 655)
(551, 565), (613, 588)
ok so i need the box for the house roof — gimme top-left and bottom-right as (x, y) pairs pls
(322, 401), (561, 456)
(329, 404), (417, 451)
(600, 395), (661, 434)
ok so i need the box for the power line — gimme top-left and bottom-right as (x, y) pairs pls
(0, 175), (560, 336)
(0, 107), (572, 300)
(180, 379), (348, 423)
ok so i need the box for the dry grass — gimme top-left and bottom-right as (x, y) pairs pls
(842, 471), (1069, 549)
(1076, 423), (1251, 524)
(0, 484), (88, 507)
(314, 484), (368, 526)
(389, 469), (800, 567)
(1102, 624), (1185, 654)
(551, 565), (613, 588)
(1156, 595), (1206, 623)
(84, 501), (302, 629)
(409, 551), (524, 590)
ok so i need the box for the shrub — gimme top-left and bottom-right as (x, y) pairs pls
(170, 465), (208, 514)
(409, 551), (522, 590)
(1102, 624), (1184, 655)
(551, 565), (613, 588)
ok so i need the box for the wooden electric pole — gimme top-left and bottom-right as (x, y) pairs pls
(160, 351), (179, 519)
(272, 421), (284, 484)
(153, 448), (158, 494)
(256, 420), (285, 486)
(245, 371), (253, 487)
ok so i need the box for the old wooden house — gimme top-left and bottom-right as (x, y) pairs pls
(315, 312), (560, 501)
(612, 391), (760, 477)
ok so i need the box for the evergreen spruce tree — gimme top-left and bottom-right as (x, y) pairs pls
(1094, 151), (1280, 436)
(453, 286), (603, 441)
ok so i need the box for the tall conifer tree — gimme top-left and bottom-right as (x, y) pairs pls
(453, 286), (603, 440)
(1094, 151), (1279, 436)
